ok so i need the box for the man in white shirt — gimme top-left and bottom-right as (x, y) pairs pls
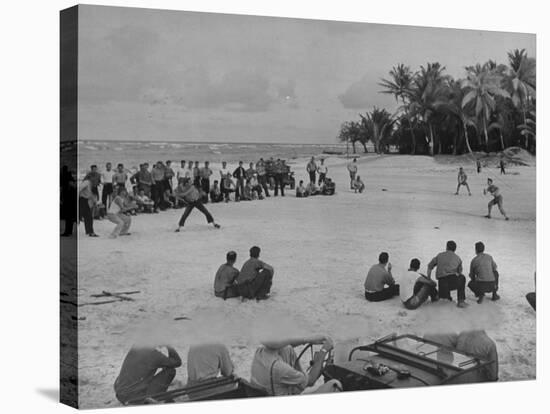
(101, 162), (115, 208)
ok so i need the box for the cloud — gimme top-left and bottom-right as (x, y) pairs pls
(338, 75), (378, 109)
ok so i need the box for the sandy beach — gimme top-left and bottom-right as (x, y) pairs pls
(73, 154), (536, 408)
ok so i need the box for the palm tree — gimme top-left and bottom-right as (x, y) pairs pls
(360, 107), (395, 154)
(338, 121), (362, 154)
(409, 63), (448, 155)
(379, 64), (417, 154)
(461, 64), (510, 151)
(505, 49), (536, 149)
(434, 80), (475, 155)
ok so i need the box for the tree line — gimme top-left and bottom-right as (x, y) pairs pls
(337, 49), (536, 156)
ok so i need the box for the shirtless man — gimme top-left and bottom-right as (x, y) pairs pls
(347, 158), (358, 189)
(455, 167), (471, 196)
(483, 178), (509, 220)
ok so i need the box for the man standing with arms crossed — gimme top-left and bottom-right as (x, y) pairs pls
(233, 161), (247, 202)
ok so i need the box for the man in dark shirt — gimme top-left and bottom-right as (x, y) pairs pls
(427, 240), (468, 308)
(200, 161), (213, 203)
(273, 159), (285, 197)
(164, 160), (175, 193)
(468, 242), (500, 303)
(114, 345), (182, 405)
(364, 252), (400, 302)
(88, 165), (101, 199)
(214, 251), (240, 299)
(237, 246), (274, 300)
(233, 161), (246, 201)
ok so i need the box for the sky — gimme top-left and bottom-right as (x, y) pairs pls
(77, 5), (535, 144)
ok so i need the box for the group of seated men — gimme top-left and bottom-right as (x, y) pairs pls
(214, 246), (274, 301)
(364, 240), (500, 309)
(114, 335), (342, 405)
(295, 178), (336, 197)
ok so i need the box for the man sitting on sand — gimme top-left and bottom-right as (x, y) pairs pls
(306, 181), (320, 196)
(427, 241), (468, 308)
(403, 258), (438, 310)
(455, 167), (471, 196)
(187, 343), (234, 386)
(468, 242), (500, 303)
(214, 251), (240, 299)
(174, 178), (221, 232)
(209, 180), (223, 203)
(352, 175), (365, 193)
(114, 344), (182, 405)
(364, 252), (400, 302)
(236, 246), (274, 300)
(296, 180), (308, 198)
(484, 178), (509, 220)
(321, 177), (336, 195)
(135, 189), (154, 213)
(250, 335), (342, 396)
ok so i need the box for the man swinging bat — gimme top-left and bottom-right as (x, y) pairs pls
(174, 178), (221, 231)
(455, 167), (471, 196)
(483, 178), (509, 220)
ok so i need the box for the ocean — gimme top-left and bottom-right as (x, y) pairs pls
(76, 140), (347, 176)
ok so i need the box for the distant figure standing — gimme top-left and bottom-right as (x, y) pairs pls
(364, 252), (400, 302)
(427, 240), (467, 308)
(78, 174), (98, 237)
(114, 344), (182, 405)
(347, 158), (358, 189)
(113, 163), (128, 191)
(476, 159), (482, 174)
(233, 161), (246, 201)
(151, 162), (165, 213)
(200, 161), (213, 203)
(274, 158), (285, 197)
(101, 162), (115, 208)
(468, 242), (500, 303)
(317, 158), (328, 185)
(193, 161), (201, 188)
(174, 178), (221, 232)
(499, 159), (506, 175)
(484, 178), (509, 220)
(256, 158), (270, 197)
(88, 165), (102, 200)
(236, 246), (274, 300)
(164, 160), (175, 193)
(306, 156), (317, 184)
(176, 160), (186, 182)
(455, 167), (471, 196)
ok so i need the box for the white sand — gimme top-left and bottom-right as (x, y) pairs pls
(76, 154), (536, 408)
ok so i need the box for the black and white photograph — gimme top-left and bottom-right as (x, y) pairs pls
(57, 3), (540, 409)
